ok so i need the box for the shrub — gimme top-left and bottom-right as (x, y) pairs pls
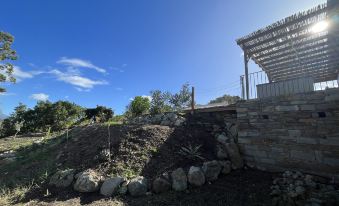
(150, 90), (172, 115)
(128, 96), (150, 117)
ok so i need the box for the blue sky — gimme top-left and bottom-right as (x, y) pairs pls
(0, 0), (324, 115)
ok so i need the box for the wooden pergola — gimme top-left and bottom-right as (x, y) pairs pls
(236, 0), (339, 99)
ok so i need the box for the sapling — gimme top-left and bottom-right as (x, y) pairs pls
(14, 120), (24, 138)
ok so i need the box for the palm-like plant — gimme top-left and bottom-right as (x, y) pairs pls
(178, 144), (204, 160)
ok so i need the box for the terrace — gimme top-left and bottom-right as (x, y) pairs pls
(237, 0), (339, 99)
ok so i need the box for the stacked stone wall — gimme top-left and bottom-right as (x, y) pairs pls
(236, 88), (339, 178)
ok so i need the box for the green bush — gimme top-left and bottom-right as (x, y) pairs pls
(128, 96), (150, 117)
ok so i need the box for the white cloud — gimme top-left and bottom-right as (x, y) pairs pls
(50, 69), (108, 90)
(12, 66), (34, 81)
(115, 87), (123, 91)
(57, 57), (106, 73)
(30, 93), (49, 101)
(74, 87), (91, 92)
(0, 92), (16, 96)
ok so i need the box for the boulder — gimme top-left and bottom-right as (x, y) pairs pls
(128, 176), (148, 196)
(49, 169), (75, 188)
(118, 181), (129, 195)
(174, 118), (185, 127)
(188, 166), (205, 187)
(218, 160), (231, 174)
(100, 177), (124, 197)
(225, 143), (243, 169)
(216, 145), (228, 159)
(202, 160), (221, 181)
(216, 133), (228, 144)
(171, 168), (187, 191)
(73, 169), (102, 192)
(152, 177), (171, 194)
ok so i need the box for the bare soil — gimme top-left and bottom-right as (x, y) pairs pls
(1, 124), (276, 205)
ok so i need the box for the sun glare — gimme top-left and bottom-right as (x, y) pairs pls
(311, 21), (329, 33)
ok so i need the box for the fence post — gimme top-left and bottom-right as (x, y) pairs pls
(240, 76), (245, 99)
(191, 86), (195, 114)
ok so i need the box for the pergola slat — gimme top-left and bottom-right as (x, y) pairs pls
(237, 4), (327, 46)
(236, 1), (339, 99)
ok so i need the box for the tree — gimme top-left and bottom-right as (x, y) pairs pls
(209, 94), (240, 105)
(128, 96), (150, 117)
(13, 102), (27, 122)
(150, 90), (172, 115)
(170, 83), (191, 110)
(85, 106), (113, 123)
(0, 32), (17, 93)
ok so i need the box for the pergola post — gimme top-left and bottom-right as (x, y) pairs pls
(244, 50), (250, 99)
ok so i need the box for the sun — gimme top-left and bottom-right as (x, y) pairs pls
(311, 21), (329, 33)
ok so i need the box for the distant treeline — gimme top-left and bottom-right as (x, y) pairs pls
(0, 101), (113, 138)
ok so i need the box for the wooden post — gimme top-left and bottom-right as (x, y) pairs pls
(244, 50), (250, 100)
(240, 76), (245, 99)
(191, 86), (195, 113)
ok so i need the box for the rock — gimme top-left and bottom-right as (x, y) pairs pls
(202, 160), (221, 181)
(152, 177), (171, 194)
(228, 125), (238, 138)
(73, 169), (102, 192)
(225, 143), (243, 169)
(216, 133), (228, 144)
(100, 177), (124, 197)
(49, 169), (75, 188)
(218, 160), (231, 174)
(160, 120), (171, 126)
(128, 176), (148, 196)
(188, 166), (205, 187)
(174, 118), (185, 127)
(216, 145), (228, 159)
(171, 168), (187, 191)
(118, 181), (129, 195)
(295, 186), (306, 195)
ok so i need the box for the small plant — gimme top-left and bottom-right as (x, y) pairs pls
(178, 143), (204, 160)
(14, 120), (24, 138)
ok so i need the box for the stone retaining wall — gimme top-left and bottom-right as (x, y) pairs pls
(236, 88), (339, 178)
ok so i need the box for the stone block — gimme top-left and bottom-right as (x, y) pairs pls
(290, 150), (316, 161)
(297, 137), (318, 145)
(236, 108), (248, 112)
(300, 105), (316, 111)
(237, 113), (247, 118)
(325, 94), (339, 102)
(290, 100), (308, 105)
(275, 105), (299, 112)
(323, 157), (339, 166)
(288, 130), (301, 137)
(263, 106), (274, 112)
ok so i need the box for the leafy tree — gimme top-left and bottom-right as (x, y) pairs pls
(13, 102), (27, 122)
(128, 96), (150, 117)
(1, 117), (15, 137)
(0, 32), (17, 93)
(50, 101), (84, 130)
(85, 105), (113, 123)
(0, 100), (85, 137)
(209, 94), (240, 105)
(150, 90), (172, 115)
(170, 83), (191, 110)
